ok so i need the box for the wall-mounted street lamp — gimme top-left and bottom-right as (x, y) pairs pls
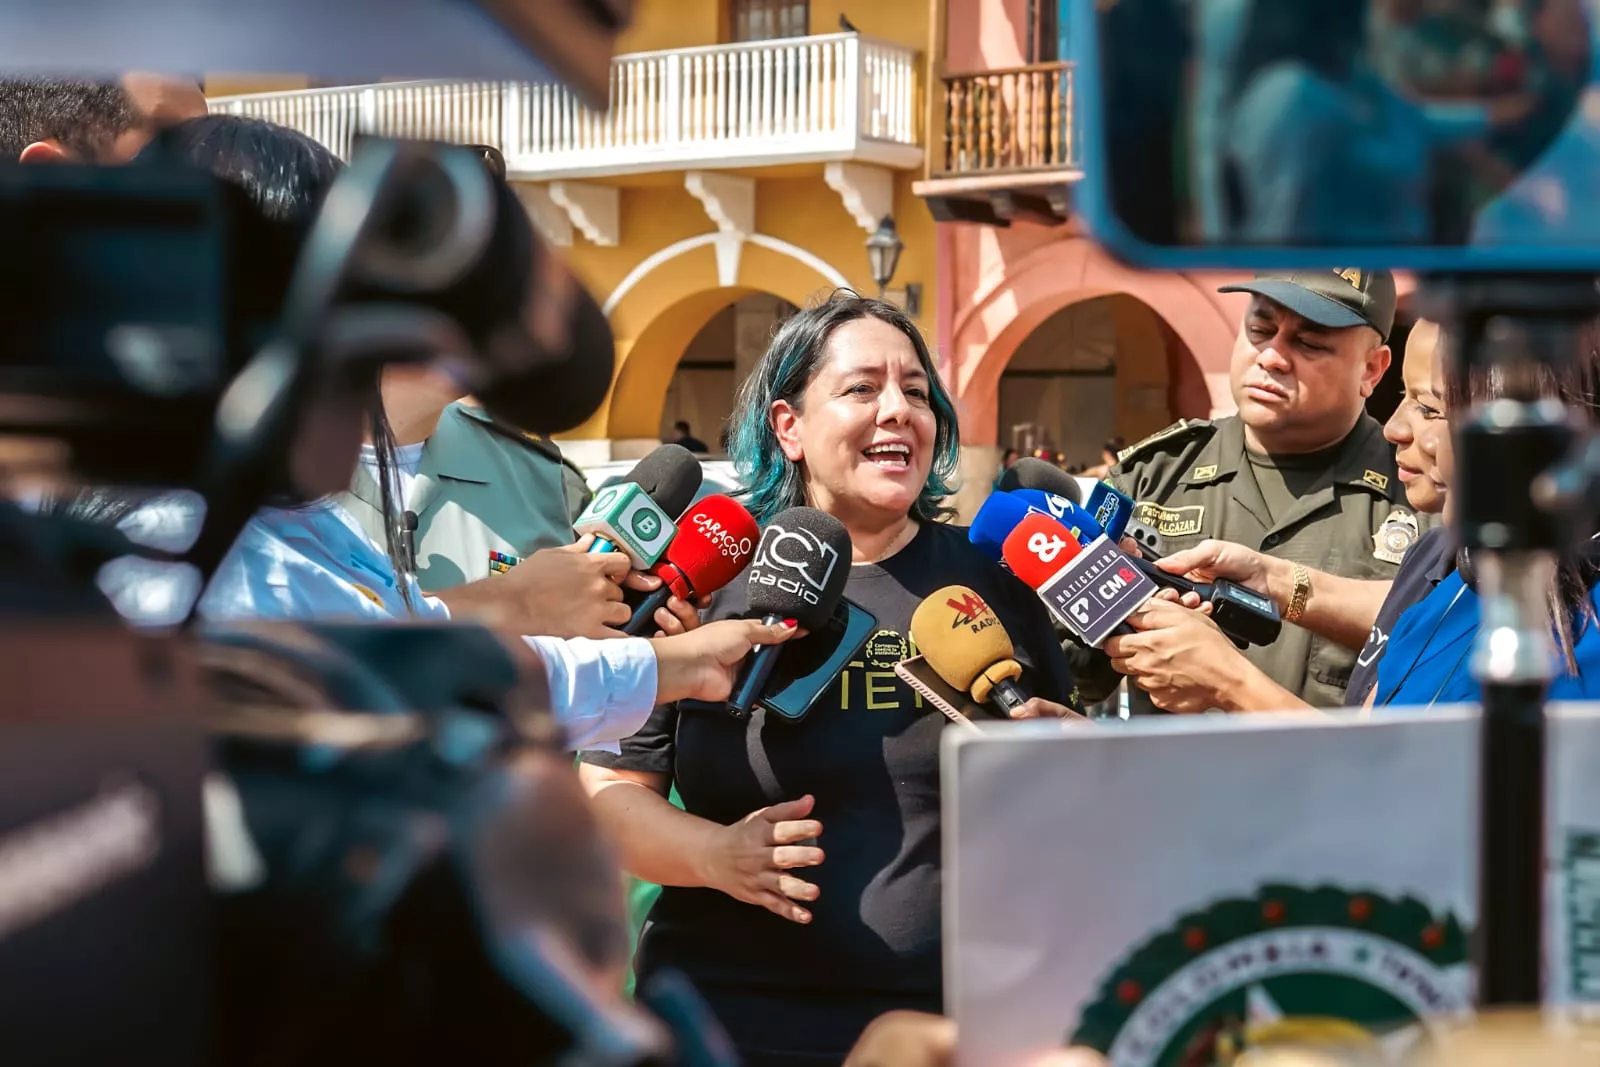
(865, 215), (921, 318)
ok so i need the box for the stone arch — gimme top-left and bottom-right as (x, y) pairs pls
(948, 235), (1247, 445)
(571, 236), (851, 440)
(608, 285), (768, 439)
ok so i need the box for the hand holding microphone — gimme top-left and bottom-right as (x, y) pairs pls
(435, 535), (633, 639)
(652, 616), (802, 705)
(726, 507), (852, 716)
(624, 495), (759, 637)
(908, 586), (1079, 720)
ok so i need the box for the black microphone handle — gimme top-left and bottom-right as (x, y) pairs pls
(1133, 556), (1215, 600)
(990, 678), (1029, 714)
(727, 613), (785, 716)
(623, 584), (676, 636)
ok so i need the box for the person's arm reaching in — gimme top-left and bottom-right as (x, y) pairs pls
(1157, 539), (1392, 652)
(523, 617), (799, 751)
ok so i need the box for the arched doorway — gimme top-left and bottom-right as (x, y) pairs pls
(996, 293), (1199, 467)
(606, 286), (801, 447)
(659, 293), (799, 453)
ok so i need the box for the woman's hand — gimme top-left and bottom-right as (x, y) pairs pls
(1155, 539), (1290, 609)
(1009, 698), (1084, 720)
(697, 794), (824, 924)
(652, 617), (799, 704)
(629, 579), (710, 637)
(843, 1012), (1108, 1067)
(1102, 598), (1246, 714)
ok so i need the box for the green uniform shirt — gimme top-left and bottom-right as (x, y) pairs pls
(335, 400), (588, 593)
(1081, 413), (1426, 712)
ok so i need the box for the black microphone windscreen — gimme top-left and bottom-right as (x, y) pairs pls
(746, 507), (851, 630)
(998, 457), (1083, 504)
(474, 280), (617, 436)
(626, 444), (703, 517)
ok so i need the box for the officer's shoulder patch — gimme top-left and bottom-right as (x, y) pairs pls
(1115, 419), (1214, 467)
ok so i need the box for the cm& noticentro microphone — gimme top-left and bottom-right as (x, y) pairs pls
(573, 444), (702, 568)
(1007, 497), (1284, 649)
(726, 507), (851, 716)
(623, 495), (759, 636)
(1003, 512), (1156, 648)
(909, 585), (1029, 715)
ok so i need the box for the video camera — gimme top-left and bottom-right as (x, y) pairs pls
(0, 4), (732, 1066)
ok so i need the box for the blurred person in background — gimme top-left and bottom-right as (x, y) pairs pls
(990, 446), (1018, 491)
(666, 419), (710, 454)
(1083, 436), (1127, 480)
(1101, 320), (1454, 711)
(580, 293), (1079, 1066)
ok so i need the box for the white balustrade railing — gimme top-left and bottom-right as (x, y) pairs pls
(210, 33), (922, 177)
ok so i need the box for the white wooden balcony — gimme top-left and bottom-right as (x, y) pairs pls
(210, 33), (923, 180)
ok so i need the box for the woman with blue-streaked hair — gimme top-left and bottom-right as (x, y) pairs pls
(580, 292), (1079, 1066)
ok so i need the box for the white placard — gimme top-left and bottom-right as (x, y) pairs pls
(945, 705), (1600, 1066)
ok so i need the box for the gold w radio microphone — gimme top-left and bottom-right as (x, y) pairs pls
(909, 585), (1029, 716)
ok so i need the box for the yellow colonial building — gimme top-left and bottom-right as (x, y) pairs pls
(208, 0), (936, 467)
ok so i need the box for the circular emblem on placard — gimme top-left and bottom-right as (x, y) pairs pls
(631, 509), (662, 540)
(1069, 886), (1471, 1067)
(592, 487), (619, 513)
(1373, 510), (1420, 566)
(864, 629), (907, 669)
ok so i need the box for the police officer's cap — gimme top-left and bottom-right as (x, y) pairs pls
(1220, 269), (1397, 343)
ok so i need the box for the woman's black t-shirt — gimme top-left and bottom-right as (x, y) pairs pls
(583, 521), (1077, 1009)
(1345, 525), (1454, 704)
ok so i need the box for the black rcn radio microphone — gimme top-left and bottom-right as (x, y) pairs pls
(727, 507), (852, 716)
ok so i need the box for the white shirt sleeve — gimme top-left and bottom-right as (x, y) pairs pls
(521, 635), (660, 752)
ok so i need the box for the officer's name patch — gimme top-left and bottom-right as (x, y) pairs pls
(1132, 502), (1205, 538)
(1362, 469), (1390, 491)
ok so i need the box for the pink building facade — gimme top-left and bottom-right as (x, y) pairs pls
(915, 0), (1251, 513)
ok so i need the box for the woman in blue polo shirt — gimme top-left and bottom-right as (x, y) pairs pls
(1371, 327), (1600, 709)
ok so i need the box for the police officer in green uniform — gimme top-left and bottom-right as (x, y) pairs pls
(1082, 268), (1425, 713)
(338, 397), (589, 592)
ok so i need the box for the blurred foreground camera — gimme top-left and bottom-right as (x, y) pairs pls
(0, 132), (718, 1065)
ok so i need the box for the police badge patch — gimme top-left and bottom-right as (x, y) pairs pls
(1373, 510), (1418, 565)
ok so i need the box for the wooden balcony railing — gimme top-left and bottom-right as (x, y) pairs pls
(933, 61), (1075, 178)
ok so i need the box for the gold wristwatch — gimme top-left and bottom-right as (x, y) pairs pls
(1284, 563), (1311, 623)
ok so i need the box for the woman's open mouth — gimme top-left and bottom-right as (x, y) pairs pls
(862, 442), (912, 471)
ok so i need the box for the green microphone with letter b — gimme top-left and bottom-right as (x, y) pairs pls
(575, 444), (702, 568)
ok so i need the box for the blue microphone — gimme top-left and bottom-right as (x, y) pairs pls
(969, 492), (1036, 561)
(1009, 489), (1105, 544)
(1087, 481), (1135, 541)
